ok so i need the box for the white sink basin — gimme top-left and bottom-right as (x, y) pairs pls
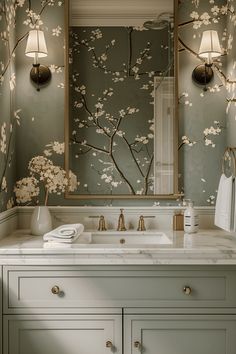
(89, 231), (172, 246)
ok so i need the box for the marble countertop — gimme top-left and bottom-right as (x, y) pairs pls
(0, 229), (236, 265)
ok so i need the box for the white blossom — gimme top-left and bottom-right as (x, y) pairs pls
(1, 176), (7, 192)
(52, 26), (62, 36)
(68, 170), (79, 191)
(0, 123), (7, 154)
(14, 177), (40, 204)
(9, 73), (16, 91)
(6, 197), (14, 210)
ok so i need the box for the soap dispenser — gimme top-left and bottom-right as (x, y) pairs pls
(184, 200), (199, 234)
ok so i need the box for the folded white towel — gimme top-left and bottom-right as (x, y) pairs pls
(43, 241), (73, 249)
(58, 228), (77, 237)
(43, 224), (84, 243)
(215, 174), (234, 232)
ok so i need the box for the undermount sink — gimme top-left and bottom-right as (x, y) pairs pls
(89, 231), (172, 246)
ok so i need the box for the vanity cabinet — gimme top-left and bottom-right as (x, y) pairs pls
(2, 265), (236, 354)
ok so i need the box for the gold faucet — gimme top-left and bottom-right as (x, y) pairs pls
(137, 215), (146, 231)
(117, 209), (126, 231)
(98, 215), (107, 231)
(137, 215), (156, 231)
(89, 215), (107, 231)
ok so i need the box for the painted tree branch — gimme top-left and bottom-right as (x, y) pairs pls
(144, 154), (154, 194)
(73, 28), (168, 80)
(71, 138), (109, 154)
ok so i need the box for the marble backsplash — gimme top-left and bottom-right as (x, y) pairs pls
(0, 206), (216, 240)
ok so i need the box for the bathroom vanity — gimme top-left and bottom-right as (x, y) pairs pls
(1, 227), (236, 354)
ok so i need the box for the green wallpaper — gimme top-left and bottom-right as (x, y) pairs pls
(0, 0), (236, 211)
(226, 0), (236, 146)
(69, 26), (172, 196)
(0, 0), (16, 212)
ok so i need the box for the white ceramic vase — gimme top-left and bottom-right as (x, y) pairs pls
(30, 206), (52, 236)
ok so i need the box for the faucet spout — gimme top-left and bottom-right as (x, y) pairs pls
(117, 209), (126, 231)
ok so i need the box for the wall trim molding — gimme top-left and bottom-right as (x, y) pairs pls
(0, 207), (18, 239)
(16, 205), (215, 214)
(0, 207), (17, 224)
(70, 0), (173, 26)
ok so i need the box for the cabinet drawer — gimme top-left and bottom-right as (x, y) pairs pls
(3, 266), (236, 313)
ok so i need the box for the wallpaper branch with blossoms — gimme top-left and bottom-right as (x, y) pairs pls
(0, 0), (236, 212)
(0, 0), (67, 211)
(69, 26), (172, 196)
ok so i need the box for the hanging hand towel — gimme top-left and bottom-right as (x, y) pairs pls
(214, 174), (233, 232)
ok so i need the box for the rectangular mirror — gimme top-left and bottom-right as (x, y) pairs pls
(65, 0), (179, 199)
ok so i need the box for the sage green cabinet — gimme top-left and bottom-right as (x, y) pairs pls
(3, 315), (122, 354)
(125, 314), (236, 354)
(3, 265), (236, 354)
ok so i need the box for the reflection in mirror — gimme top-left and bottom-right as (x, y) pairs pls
(65, 0), (178, 199)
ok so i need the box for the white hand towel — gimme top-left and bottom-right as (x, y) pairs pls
(43, 234), (80, 243)
(58, 228), (77, 237)
(215, 174), (233, 232)
(43, 241), (73, 249)
(43, 224), (84, 243)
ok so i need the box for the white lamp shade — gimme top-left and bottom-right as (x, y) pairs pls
(199, 30), (221, 59)
(25, 30), (48, 58)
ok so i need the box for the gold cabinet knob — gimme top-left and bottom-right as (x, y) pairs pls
(183, 286), (192, 295)
(51, 285), (60, 295)
(134, 341), (142, 349)
(106, 341), (113, 348)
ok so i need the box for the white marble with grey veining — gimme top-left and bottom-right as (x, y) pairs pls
(0, 229), (236, 265)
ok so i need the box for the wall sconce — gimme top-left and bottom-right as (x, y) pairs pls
(25, 29), (51, 91)
(192, 30), (221, 90)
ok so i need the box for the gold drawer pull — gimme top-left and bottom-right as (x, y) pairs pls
(134, 341), (142, 349)
(183, 286), (192, 295)
(106, 341), (113, 348)
(51, 285), (60, 295)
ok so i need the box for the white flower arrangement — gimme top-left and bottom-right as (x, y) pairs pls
(14, 156), (78, 205)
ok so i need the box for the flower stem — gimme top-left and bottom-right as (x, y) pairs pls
(44, 188), (49, 206)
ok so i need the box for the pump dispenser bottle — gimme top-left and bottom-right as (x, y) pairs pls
(184, 200), (199, 233)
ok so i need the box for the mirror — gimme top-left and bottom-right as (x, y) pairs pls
(65, 0), (179, 199)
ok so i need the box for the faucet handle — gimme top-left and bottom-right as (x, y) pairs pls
(137, 215), (145, 231)
(117, 209), (126, 231)
(89, 215), (107, 231)
(137, 215), (155, 231)
(98, 215), (107, 231)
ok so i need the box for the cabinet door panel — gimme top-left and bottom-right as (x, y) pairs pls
(4, 315), (122, 354)
(125, 315), (236, 354)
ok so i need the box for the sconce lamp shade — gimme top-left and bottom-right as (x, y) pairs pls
(25, 29), (51, 91)
(198, 30), (221, 59)
(25, 30), (48, 58)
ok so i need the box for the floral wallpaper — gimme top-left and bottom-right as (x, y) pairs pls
(0, 0), (235, 212)
(0, 0), (17, 212)
(226, 0), (236, 146)
(69, 26), (173, 196)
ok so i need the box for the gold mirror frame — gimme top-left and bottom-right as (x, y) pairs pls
(64, 0), (180, 200)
